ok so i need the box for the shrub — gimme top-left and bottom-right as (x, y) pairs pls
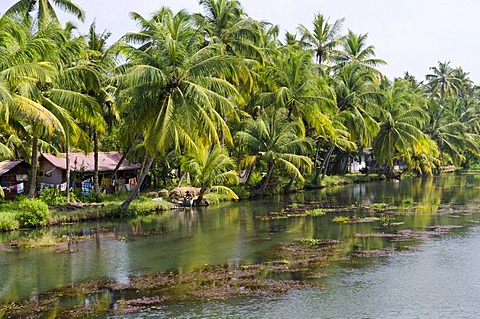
(77, 191), (104, 203)
(228, 186), (251, 200)
(0, 212), (20, 231)
(38, 188), (68, 206)
(16, 198), (50, 227)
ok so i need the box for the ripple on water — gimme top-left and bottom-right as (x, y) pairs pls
(109, 226), (480, 319)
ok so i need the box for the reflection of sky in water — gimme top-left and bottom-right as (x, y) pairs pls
(105, 240), (130, 285)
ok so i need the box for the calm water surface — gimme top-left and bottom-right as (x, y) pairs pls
(2, 174), (480, 318)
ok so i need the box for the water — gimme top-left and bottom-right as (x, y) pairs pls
(133, 229), (480, 319)
(2, 174), (480, 317)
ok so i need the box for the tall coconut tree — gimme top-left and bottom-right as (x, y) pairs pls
(265, 46), (332, 130)
(372, 79), (429, 175)
(334, 30), (386, 78)
(25, 23), (105, 199)
(425, 61), (464, 100)
(333, 62), (380, 148)
(195, 0), (262, 60)
(235, 107), (313, 195)
(84, 21), (117, 193)
(298, 13), (345, 65)
(4, 0), (85, 28)
(0, 17), (67, 197)
(116, 7), (241, 210)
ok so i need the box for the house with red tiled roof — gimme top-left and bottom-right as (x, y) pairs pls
(0, 160), (30, 199)
(39, 152), (141, 193)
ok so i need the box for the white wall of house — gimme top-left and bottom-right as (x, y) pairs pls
(349, 154), (366, 173)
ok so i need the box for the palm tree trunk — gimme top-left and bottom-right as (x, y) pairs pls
(28, 136), (39, 199)
(312, 140), (322, 184)
(138, 152), (148, 196)
(365, 162), (378, 178)
(66, 140), (71, 203)
(109, 143), (133, 181)
(93, 130), (100, 193)
(195, 185), (208, 206)
(321, 146), (335, 180)
(256, 161), (274, 195)
(341, 151), (351, 175)
(284, 167), (303, 193)
(245, 166), (254, 184)
(120, 157), (154, 211)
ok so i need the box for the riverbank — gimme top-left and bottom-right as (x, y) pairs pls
(0, 174), (385, 234)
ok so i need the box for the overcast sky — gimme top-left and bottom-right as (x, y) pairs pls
(2, 0), (480, 82)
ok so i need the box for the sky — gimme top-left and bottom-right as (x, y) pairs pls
(2, 0), (480, 82)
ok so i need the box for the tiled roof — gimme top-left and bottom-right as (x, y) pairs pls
(41, 152), (141, 172)
(0, 160), (26, 176)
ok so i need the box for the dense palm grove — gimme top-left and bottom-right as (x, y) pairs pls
(2, 0), (480, 208)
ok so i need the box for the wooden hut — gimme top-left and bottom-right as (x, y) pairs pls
(0, 160), (30, 200)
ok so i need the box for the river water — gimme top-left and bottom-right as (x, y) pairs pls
(2, 174), (480, 318)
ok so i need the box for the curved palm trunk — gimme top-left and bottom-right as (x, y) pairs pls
(312, 139), (321, 182)
(341, 151), (351, 175)
(195, 185), (208, 206)
(245, 166), (254, 184)
(321, 146), (335, 180)
(120, 157), (154, 211)
(109, 143), (134, 181)
(255, 161), (274, 195)
(284, 167), (304, 193)
(365, 162), (378, 178)
(28, 136), (39, 199)
(284, 175), (297, 193)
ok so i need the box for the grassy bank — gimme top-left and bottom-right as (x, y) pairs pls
(0, 174), (384, 232)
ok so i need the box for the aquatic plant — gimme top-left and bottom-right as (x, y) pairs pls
(304, 208), (326, 217)
(300, 238), (340, 246)
(332, 216), (351, 223)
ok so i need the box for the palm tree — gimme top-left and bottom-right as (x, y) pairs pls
(84, 21), (117, 193)
(403, 138), (440, 176)
(5, 0), (85, 27)
(22, 23), (105, 199)
(116, 7), (241, 210)
(333, 62), (380, 148)
(313, 120), (356, 183)
(181, 142), (239, 204)
(195, 0), (262, 60)
(265, 46), (333, 127)
(334, 30), (386, 77)
(425, 61), (464, 100)
(372, 79), (429, 175)
(235, 108), (313, 195)
(298, 13), (345, 65)
(0, 17), (68, 197)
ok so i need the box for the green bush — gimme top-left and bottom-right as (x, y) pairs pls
(38, 188), (68, 205)
(16, 198), (50, 227)
(82, 191), (104, 203)
(0, 212), (20, 231)
(229, 186), (251, 199)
